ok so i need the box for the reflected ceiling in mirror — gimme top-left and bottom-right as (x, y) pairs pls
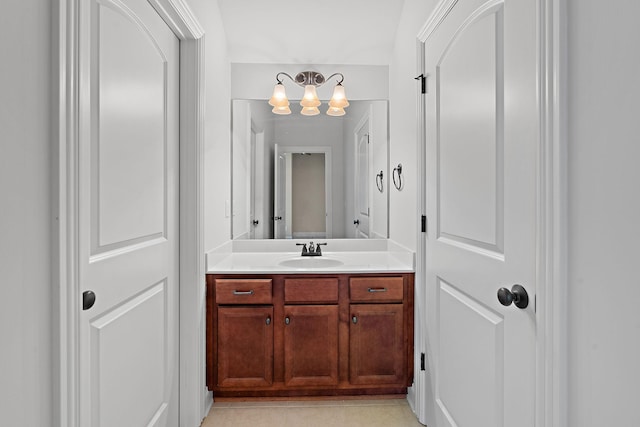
(231, 99), (389, 240)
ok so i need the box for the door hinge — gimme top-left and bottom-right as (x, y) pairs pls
(415, 74), (426, 94)
(421, 215), (427, 233)
(420, 353), (426, 371)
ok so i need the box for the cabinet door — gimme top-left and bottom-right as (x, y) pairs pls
(284, 305), (339, 387)
(350, 304), (404, 385)
(217, 306), (273, 388)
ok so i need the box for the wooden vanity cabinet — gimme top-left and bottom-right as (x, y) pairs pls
(283, 304), (339, 386)
(210, 279), (274, 388)
(349, 277), (407, 385)
(283, 278), (339, 387)
(206, 273), (414, 398)
(217, 306), (273, 388)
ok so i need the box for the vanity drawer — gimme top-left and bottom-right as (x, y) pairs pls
(284, 278), (339, 303)
(349, 277), (404, 303)
(215, 279), (273, 304)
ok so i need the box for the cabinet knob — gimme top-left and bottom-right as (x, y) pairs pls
(285, 316), (290, 325)
(352, 316), (358, 324)
(266, 316), (271, 325)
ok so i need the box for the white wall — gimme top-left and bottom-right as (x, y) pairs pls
(231, 100), (251, 239)
(189, 0), (232, 251)
(567, 1), (640, 426)
(388, 0), (438, 250)
(388, 2), (439, 425)
(0, 0), (52, 425)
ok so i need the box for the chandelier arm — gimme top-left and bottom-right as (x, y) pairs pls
(323, 72), (345, 85)
(276, 72), (295, 84)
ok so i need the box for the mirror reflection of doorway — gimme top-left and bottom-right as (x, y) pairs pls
(274, 145), (332, 239)
(292, 153), (326, 239)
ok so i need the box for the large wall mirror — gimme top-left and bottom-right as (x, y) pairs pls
(231, 99), (389, 240)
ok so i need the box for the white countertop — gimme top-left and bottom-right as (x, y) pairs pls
(206, 240), (415, 274)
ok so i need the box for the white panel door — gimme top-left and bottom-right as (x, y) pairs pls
(78, 0), (179, 425)
(249, 126), (257, 239)
(274, 145), (287, 238)
(424, 0), (537, 426)
(355, 120), (370, 238)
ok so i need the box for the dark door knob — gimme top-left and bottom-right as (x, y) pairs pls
(353, 219), (360, 225)
(497, 284), (529, 309)
(252, 219), (259, 226)
(274, 216), (282, 221)
(82, 290), (96, 311)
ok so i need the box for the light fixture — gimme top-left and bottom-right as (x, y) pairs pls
(269, 71), (349, 116)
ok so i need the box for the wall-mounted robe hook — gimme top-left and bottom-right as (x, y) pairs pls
(376, 171), (384, 192)
(392, 164), (403, 190)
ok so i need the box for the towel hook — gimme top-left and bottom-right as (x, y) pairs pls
(375, 171), (384, 192)
(392, 164), (403, 190)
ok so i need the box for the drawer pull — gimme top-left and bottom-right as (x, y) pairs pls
(232, 290), (254, 296)
(285, 316), (290, 325)
(367, 287), (388, 293)
(266, 316), (271, 325)
(352, 316), (358, 324)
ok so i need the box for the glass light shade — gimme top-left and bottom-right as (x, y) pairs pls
(300, 106), (320, 116)
(300, 85), (321, 107)
(326, 106), (345, 117)
(272, 105), (291, 115)
(269, 83), (289, 107)
(328, 83), (349, 108)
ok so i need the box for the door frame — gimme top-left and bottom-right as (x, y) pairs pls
(414, 1), (567, 426)
(52, 1), (207, 426)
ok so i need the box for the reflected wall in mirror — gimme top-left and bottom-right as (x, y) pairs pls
(231, 99), (389, 239)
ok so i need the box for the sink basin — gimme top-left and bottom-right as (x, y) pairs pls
(278, 257), (344, 269)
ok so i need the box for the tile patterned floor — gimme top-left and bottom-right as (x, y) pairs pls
(201, 398), (424, 427)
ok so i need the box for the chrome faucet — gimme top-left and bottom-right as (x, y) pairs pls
(296, 241), (327, 256)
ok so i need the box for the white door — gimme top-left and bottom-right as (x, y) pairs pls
(354, 120), (370, 238)
(249, 126), (257, 239)
(78, 0), (180, 425)
(424, 0), (537, 426)
(274, 145), (287, 238)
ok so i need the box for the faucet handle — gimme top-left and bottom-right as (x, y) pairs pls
(316, 242), (327, 255)
(296, 243), (308, 254)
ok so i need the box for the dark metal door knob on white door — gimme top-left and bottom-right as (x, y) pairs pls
(497, 285), (529, 309)
(82, 290), (96, 311)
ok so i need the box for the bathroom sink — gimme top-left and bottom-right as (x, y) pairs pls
(278, 257), (344, 269)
